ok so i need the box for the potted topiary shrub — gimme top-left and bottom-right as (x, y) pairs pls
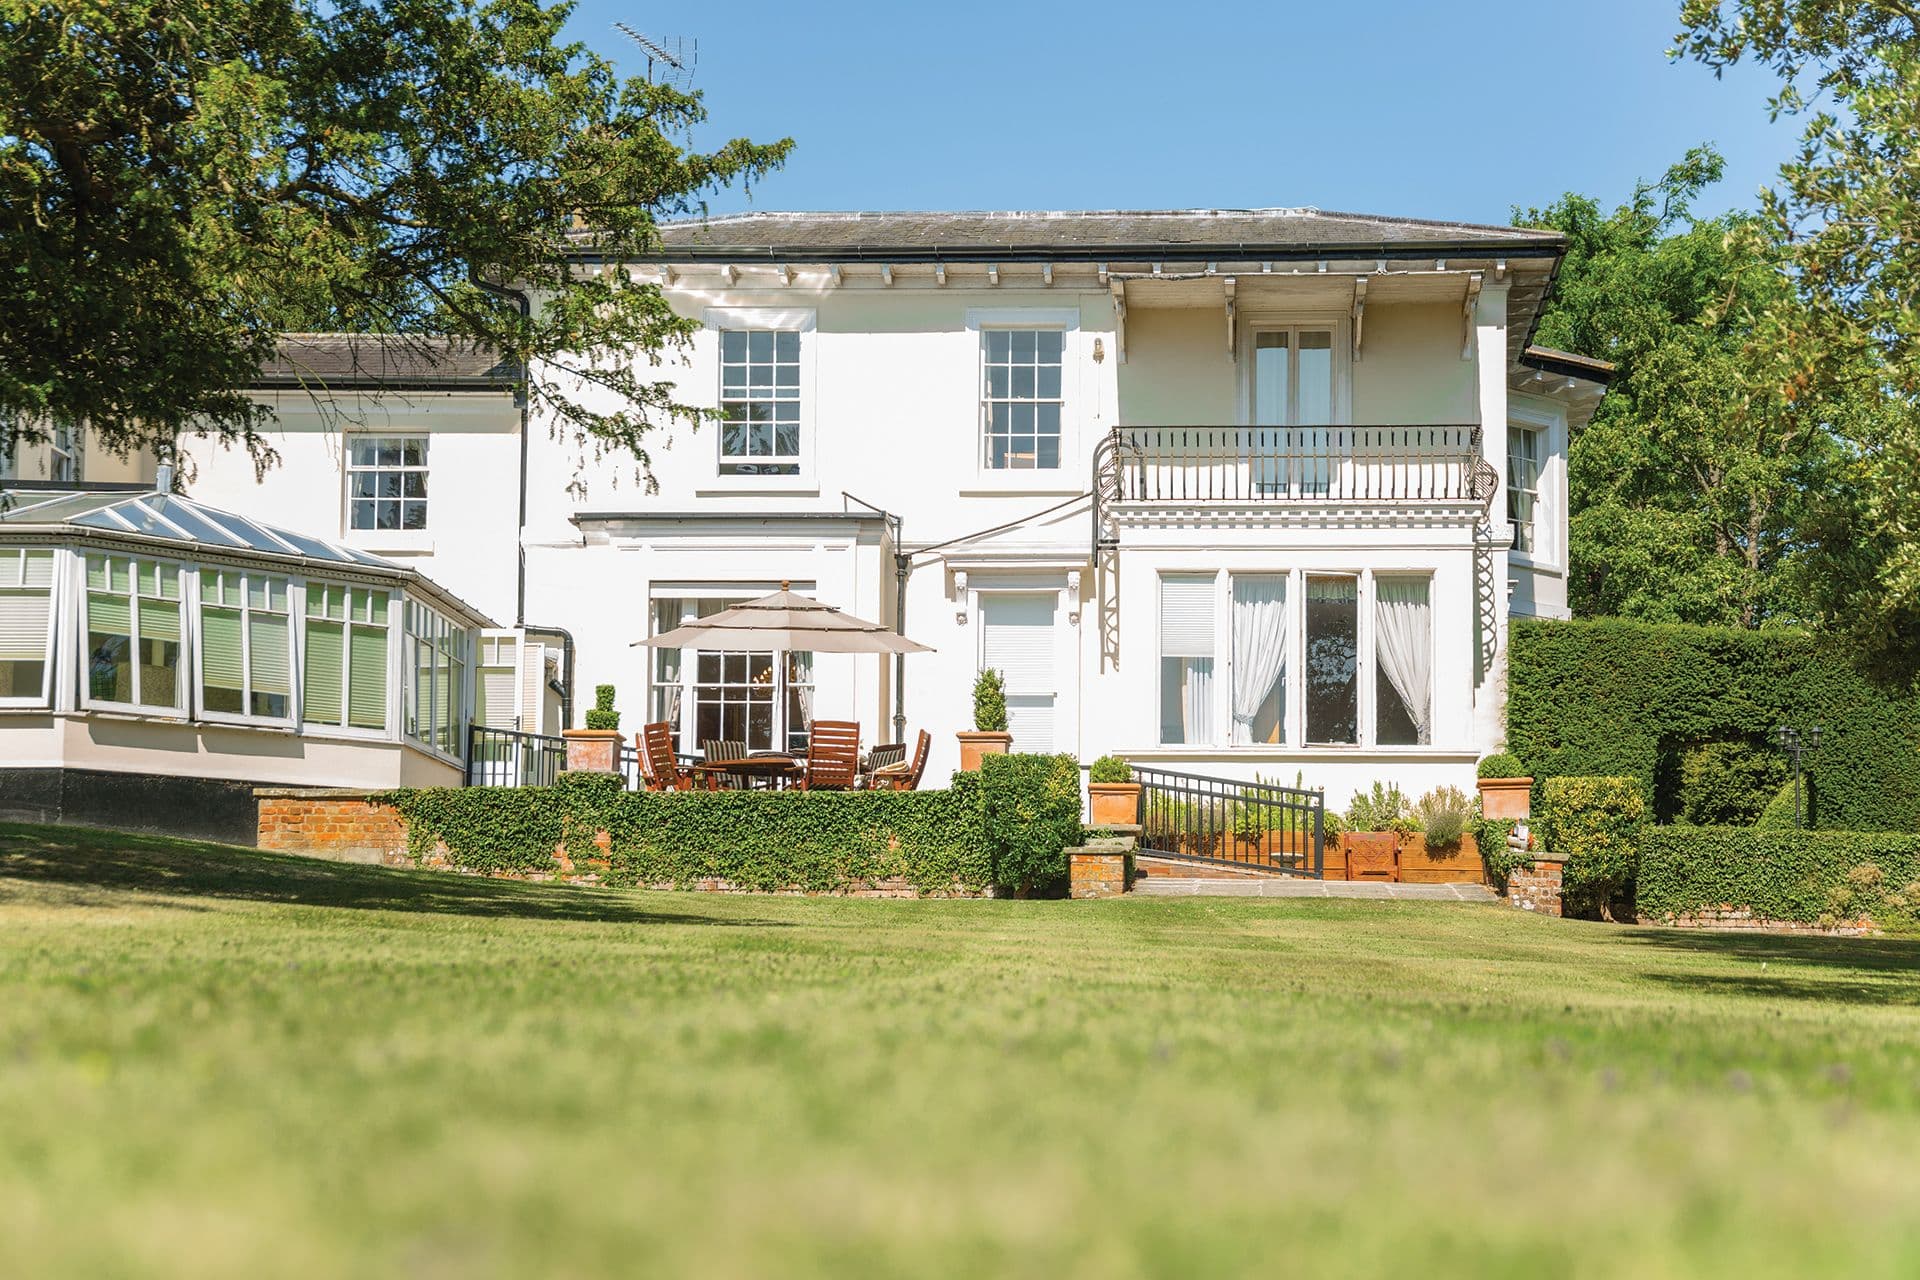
(1476, 751), (1533, 820)
(562, 684), (624, 773)
(584, 684), (620, 731)
(957, 669), (1015, 771)
(1086, 754), (1140, 827)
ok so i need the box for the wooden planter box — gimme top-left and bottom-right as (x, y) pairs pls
(1087, 781), (1142, 827)
(1396, 833), (1485, 884)
(1342, 831), (1400, 881)
(1477, 776), (1533, 821)
(956, 731), (1013, 772)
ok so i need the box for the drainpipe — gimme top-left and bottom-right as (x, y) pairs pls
(473, 272), (574, 731)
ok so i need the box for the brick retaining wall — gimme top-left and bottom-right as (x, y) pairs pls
(1504, 855), (1565, 917)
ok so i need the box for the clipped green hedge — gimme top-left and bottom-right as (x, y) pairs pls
(1536, 776), (1645, 919)
(1639, 827), (1920, 928)
(979, 752), (1083, 895)
(1508, 617), (1920, 832)
(379, 756), (1084, 897)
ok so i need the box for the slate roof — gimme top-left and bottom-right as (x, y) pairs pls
(1519, 345), (1616, 384)
(628, 208), (1564, 261)
(251, 334), (521, 391)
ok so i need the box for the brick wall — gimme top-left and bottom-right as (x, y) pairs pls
(1504, 855), (1565, 917)
(1068, 841), (1133, 899)
(1639, 906), (1876, 936)
(256, 789), (413, 867)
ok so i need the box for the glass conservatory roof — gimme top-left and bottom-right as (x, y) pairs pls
(0, 489), (397, 569)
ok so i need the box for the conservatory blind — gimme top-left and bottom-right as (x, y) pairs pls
(88, 593), (130, 635)
(348, 627), (388, 729)
(251, 613), (290, 697)
(304, 621), (344, 725)
(0, 549), (54, 589)
(138, 597), (181, 643)
(201, 609), (244, 694)
(0, 591), (50, 662)
(1159, 575), (1216, 657)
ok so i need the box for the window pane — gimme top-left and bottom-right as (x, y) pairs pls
(348, 626), (388, 729)
(1304, 576), (1357, 744)
(1254, 333), (1290, 426)
(721, 330), (747, 361)
(748, 330), (773, 361)
(1159, 575), (1216, 744)
(305, 620), (345, 725)
(0, 588), (51, 700)
(1297, 331), (1333, 427)
(201, 606), (245, 712)
(1376, 577), (1431, 746)
(1231, 574), (1288, 745)
(135, 598), (183, 708)
(774, 331), (800, 362)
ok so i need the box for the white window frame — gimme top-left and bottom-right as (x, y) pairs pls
(403, 598), (470, 762)
(647, 582), (818, 756)
(1156, 570), (1222, 747)
(0, 545), (59, 709)
(966, 308), (1082, 489)
(49, 423), (80, 483)
(1507, 397), (1564, 570)
(79, 553), (190, 717)
(1237, 312), (1353, 427)
(700, 308), (817, 491)
(300, 581), (398, 740)
(345, 433), (431, 534)
(192, 566), (296, 728)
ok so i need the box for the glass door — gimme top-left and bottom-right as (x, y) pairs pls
(1252, 327), (1335, 497)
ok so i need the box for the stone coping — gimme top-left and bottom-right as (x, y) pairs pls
(255, 787), (389, 800)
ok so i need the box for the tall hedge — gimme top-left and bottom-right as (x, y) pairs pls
(979, 752), (1082, 895)
(1508, 617), (1920, 832)
(1639, 828), (1920, 928)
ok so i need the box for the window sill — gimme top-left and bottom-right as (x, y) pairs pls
(959, 476), (1084, 497)
(1509, 552), (1564, 577)
(1125, 745), (1477, 760)
(347, 531), (434, 555)
(694, 478), (820, 497)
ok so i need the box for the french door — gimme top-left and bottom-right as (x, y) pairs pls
(1251, 326), (1336, 497)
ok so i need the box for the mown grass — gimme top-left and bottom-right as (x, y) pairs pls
(3, 820), (1919, 1278)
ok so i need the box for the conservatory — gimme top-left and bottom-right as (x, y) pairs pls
(0, 487), (493, 837)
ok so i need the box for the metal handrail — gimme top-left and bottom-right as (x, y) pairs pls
(1106, 424), (1483, 505)
(466, 725), (569, 788)
(1133, 765), (1325, 878)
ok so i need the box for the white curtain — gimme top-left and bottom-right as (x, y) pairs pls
(1375, 577), (1432, 743)
(1180, 659), (1215, 744)
(1231, 575), (1289, 744)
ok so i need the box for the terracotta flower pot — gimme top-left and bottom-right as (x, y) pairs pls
(1477, 776), (1534, 820)
(956, 730), (1013, 772)
(1088, 781), (1142, 827)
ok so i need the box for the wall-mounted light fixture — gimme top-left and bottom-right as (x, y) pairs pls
(952, 571), (969, 624)
(1092, 337), (1105, 365)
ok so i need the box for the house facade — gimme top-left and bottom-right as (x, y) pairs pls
(165, 207), (1608, 811)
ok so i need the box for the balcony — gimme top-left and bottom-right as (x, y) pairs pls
(1091, 425), (1497, 549)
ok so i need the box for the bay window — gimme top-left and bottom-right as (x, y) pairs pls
(199, 569), (292, 721)
(1158, 574), (1216, 744)
(404, 600), (467, 755)
(85, 555), (183, 711)
(304, 584), (390, 731)
(0, 547), (54, 704)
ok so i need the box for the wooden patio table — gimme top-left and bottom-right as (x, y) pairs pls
(693, 755), (803, 790)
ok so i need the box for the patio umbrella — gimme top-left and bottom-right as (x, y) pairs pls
(633, 583), (933, 655)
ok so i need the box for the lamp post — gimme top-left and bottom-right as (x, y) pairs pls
(1774, 724), (1822, 829)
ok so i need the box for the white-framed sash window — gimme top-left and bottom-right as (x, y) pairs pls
(719, 329), (803, 476)
(0, 547), (56, 706)
(980, 328), (1065, 470)
(303, 584), (393, 732)
(83, 554), (185, 713)
(1507, 423), (1542, 555)
(1158, 573), (1217, 745)
(650, 588), (816, 755)
(347, 435), (429, 532)
(197, 568), (294, 724)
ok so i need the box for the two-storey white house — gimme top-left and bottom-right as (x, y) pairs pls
(162, 206), (1609, 810)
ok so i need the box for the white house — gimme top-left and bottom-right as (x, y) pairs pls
(158, 206), (1610, 811)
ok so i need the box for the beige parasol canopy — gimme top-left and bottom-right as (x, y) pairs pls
(633, 584), (933, 655)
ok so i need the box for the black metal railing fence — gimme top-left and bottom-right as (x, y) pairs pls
(1132, 766), (1324, 877)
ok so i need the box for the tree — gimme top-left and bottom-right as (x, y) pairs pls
(1518, 148), (1849, 628)
(0, 1), (789, 480)
(1673, 0), (1920, 682)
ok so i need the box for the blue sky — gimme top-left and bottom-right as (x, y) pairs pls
(568, 0), (1800, 227)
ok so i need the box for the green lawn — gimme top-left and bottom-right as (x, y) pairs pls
(3, 823), (1919, 1279)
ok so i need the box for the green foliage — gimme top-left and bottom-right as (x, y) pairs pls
(978, 753), (1081, 896)
(1507, 616), (1920, 832)
(1536, 777), (1646, 919)
(1675, 738), (1786, 826)
(971, 669), (1008, 733)
(1477, 752), (1526, 779)
(1639, 826), (1920, 929)
(380, 771), (993, 894)
(584, 683), (619, 731)
(1676, 3), (1920, 683)
(1754, 777), (1817, 830)
(1088, 754), (1132, 785)
(1414, 786), (1471, 850)
(0, 0), (791, 479)
(1473, 815), (1525, 889)
(1342, 781), (1416, 835)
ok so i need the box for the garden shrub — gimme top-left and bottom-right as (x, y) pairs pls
(1674, 738), (1786, 826)
(1507, 617), (1920, 831)
(1473, 815), (1524, 889)
(584, 684), (620, 731)
(1343, 781), (1415, 834)
(1638, 827), (1920, 929)
(979, 752), (1081, 895)
(972, 669), (1008, 733)
(1414, 786), (1471, 849)
(1088, 754), (1132, 784)
(1477, 752), (1526, 779)
(1536, 776), (1646, 919)
(1753, 777), (1816, 830)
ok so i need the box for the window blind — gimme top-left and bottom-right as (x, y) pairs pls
(202, 608), (244, 692)
(251, 613), (290, 697)
(305, 620), (344, 725)
(88, 593), (130, 635)
(348, 627), (388, 729)
(138, 597), (181, 644)
(0, 591), (50, 663)
(980, 595), (1055, 693)
(478, 664), (517, 729)
(1159, 575), (1216, 658)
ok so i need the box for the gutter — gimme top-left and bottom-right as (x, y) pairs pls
(572, 240), (1567, 267)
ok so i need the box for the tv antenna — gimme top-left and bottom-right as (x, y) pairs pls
(613, 23), (696, 89)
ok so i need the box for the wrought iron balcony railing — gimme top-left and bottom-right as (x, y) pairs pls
(1094, 424), (1495, 508)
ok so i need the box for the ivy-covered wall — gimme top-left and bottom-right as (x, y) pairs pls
(1507, 617), (1920, 832)
(377, 756), (1082, 897)
(1640, 828), (1920, 929)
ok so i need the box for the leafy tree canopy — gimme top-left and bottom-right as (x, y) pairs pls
(0, 0), (789, 479)
(1673, 0), (1920, 683)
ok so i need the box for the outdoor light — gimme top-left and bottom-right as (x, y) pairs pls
(1774, 724), (1822, 829)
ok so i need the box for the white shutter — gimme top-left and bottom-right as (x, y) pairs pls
(520, 641), (546, 733)
(1159, 575), (1215, 658)
(478, 665), (517, 729)
(981, 595), (1055, 694)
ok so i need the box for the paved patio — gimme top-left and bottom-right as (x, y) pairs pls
(1134, 877), (1498, 901)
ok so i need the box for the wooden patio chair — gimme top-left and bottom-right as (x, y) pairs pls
(870, 730), (930, 792)
(700, 738), (751, 790)
(798, 720), (860, 791)
(638, 721), (696, 792)
(862, 742), (905, 788)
